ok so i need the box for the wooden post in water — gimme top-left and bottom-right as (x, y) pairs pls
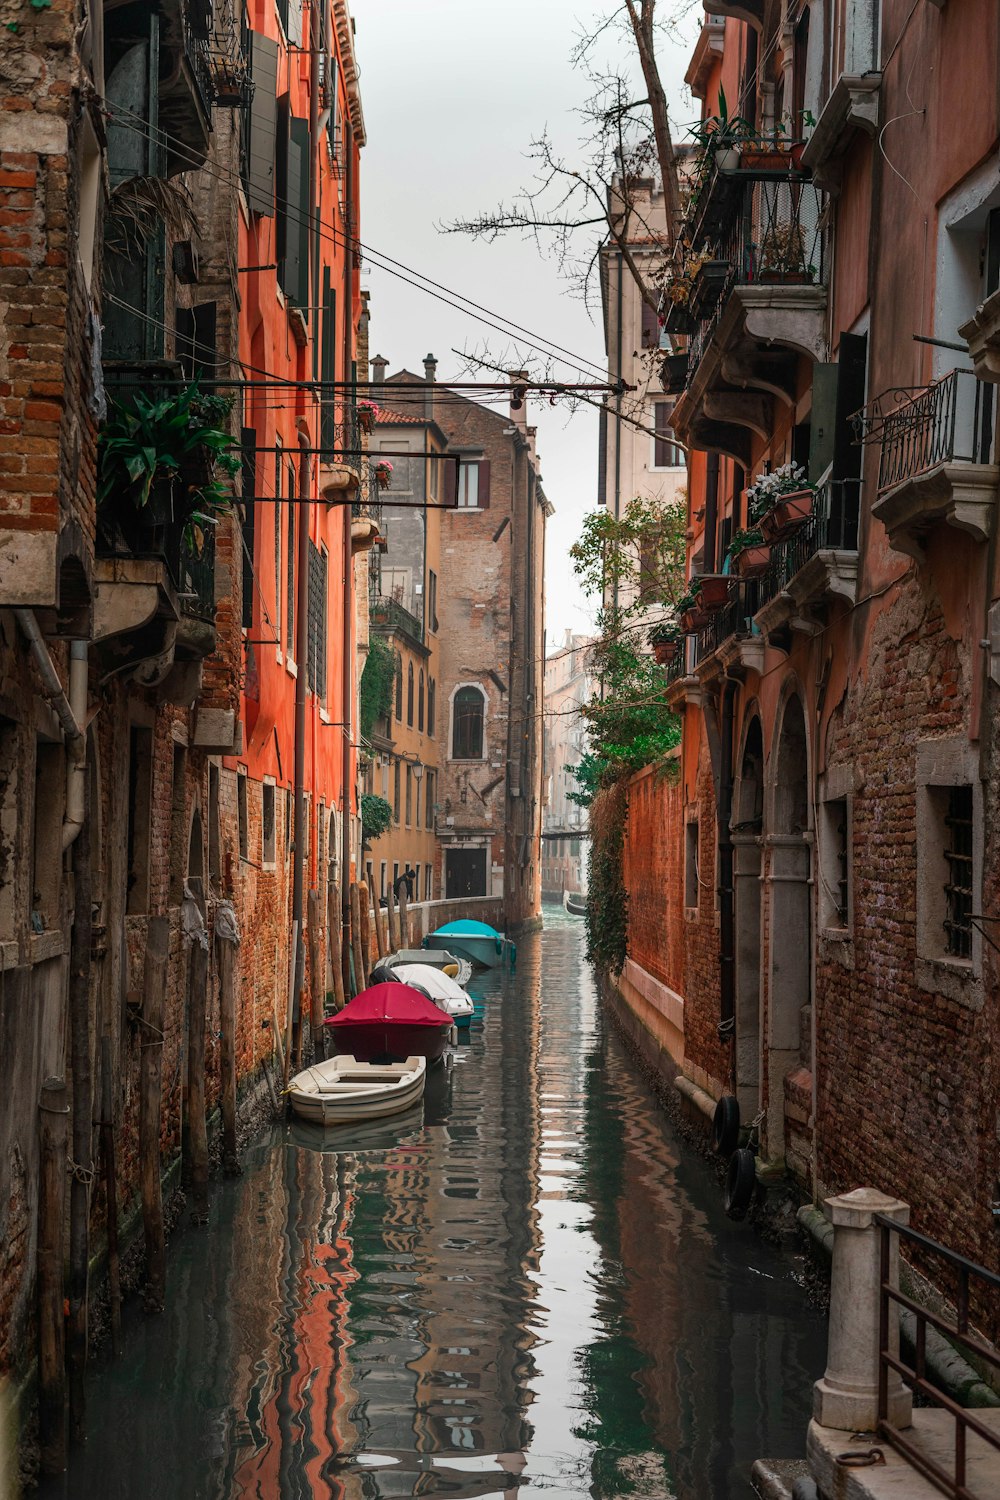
(99, 1036), (121, 1356)
(367, 864), (385, 958)
(358, 882), (372, 985)
(386, 879), (400, 954)
(308, 888), (323, 1049)
(215, 910), (240, 1176)
(140, 916), (169, 1311)
(187, 927), (210, 1225)
(37, 1076), (68, 1476)
(398, 879), (410, 950)
(327, 881), (345, 1012)
(349, 882), (366, 996)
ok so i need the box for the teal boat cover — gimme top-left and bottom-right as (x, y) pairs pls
(432, 920), (501, 938)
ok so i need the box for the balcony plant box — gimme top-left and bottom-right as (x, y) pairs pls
(740, 143), (795, 173)
(652, 637), (680, 665)
(682, 605), (710, 632)
(357, 400), (379, 435)
(728, 527), (770, 578)
(696, 574), (732, 609)
(760, 487), (814, 541)
(691, 259), (730, 317)
(660, 352), (688, 394)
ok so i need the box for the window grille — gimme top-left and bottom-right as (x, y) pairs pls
(943, 786), (973, 958)
(452, 687), (485, 759)
(307, 541), (327, 699)
(833, 799), (849, 927)
(285, 468), (295, 650)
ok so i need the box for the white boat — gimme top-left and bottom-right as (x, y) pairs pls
(386, 948), (475, 988)
(388, 963), (475, 1027)
(288, 1054), (427, 1126)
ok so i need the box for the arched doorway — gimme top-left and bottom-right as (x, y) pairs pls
(732, 715), (764, 1118)
(765, 692), (812, 1163)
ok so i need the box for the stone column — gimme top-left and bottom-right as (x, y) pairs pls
(813, 1187), (913, 1432)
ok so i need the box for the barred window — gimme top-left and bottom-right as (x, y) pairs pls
(306, 541), (327, 699)
(943, 786), (973, 958)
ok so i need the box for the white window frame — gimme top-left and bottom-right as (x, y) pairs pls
(448, 681), (488, 763)
(457, 461), (480, 509)
(915, 737), (983, 1009)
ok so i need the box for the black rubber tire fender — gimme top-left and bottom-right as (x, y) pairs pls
(368, 964), (395, 987)
(712, 1094), (740, 1156)
(724, 1147), (756, 1222)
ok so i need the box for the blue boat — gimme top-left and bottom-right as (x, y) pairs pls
(423, 919), (506, 970)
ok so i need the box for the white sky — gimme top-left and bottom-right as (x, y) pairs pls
(350, 0), (700, 643)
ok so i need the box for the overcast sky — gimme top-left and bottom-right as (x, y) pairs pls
(350, 0), (699, 645)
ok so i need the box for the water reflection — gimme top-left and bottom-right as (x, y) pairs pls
(43, 906), (825, 1499)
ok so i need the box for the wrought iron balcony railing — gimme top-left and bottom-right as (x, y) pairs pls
(693, 579), (761, 667)
(754, 479), (861, 613)
(872, 368), (996, 494)
(370, 595), (424, 643)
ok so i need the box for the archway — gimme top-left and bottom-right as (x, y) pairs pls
(732, 714), (764, 1117)
(765, 691), (812, 1163)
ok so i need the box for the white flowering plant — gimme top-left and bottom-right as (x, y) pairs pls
(746, 462), (811, 522)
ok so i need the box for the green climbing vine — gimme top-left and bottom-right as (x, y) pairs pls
(360, 793), (393, 845)
(360, 634), (397, 741)
(585, 778), (629, 972)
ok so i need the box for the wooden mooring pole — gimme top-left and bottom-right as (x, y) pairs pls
(349, 882), (366, 996)
(140, 916), (169, 1312)
(187, 927), (210, 1225)
(327, 881), (345, 1012)
(308, 887), (323, 1055)
(367, 864), (385, 959)
(358, 882), (372, 986)
(386, 879), (400, 954)
(37, 1077), (68, 1476)
(216, 908), (240, 1176)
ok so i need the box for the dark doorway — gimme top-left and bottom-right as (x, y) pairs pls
(445, 847), (487, 899)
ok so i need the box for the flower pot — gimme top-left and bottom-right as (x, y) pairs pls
(761, 488), (813, 541)
(740, 146), (792, 173)
(682, 606), (710, 633)
(790, 141), (806, 171)
(698, 575), (732, 609)
(714, 146), (740, 174)
(357, 406), (377, 434)
(652, 639), (679, 665)
(758, 269), (811, 285)
(374, 470), (391, 491)
(660, 352), (688, 395)
(732, 543), (771, 579)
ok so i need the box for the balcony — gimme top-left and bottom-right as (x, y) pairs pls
(870, 370), (998, 560)
(800, 73), (881, 194)
(319, 413), (363, 502)
(753, 481), (861, 641)
(960, 288), (1000, 386)
(370, 595), (424, 645)
(669, 174), (827, 465)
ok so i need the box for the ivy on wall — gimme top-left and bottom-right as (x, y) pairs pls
(360, 793), (393, 845)
(585, 777), (629, 973)
(360, 634), (397, 741)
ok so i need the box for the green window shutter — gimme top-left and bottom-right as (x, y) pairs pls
(245, 32), (279, 217)
(241, 428), (256, 630)
(807, 363), (838, 484)
(283, 117), (311, 311)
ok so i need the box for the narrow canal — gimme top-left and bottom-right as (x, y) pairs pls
(44, 907), (826, 1499)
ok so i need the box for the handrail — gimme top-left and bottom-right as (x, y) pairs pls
(875, 1212), (1000, 1500)
(877, 369), (995, 493)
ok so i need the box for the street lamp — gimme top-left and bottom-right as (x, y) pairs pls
(412, 758), (424, 784)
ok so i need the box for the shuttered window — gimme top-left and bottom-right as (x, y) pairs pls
(286, 468), (296, 654)
(241, 427), (256, 629)
(278, 114), (311, 311)
(307, 541), (327, 700)
(652, 402), (683, 468)
(243, 32), (278, 217)
(320, 267), (338, 454)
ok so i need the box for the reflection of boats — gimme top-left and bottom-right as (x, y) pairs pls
(385, 947), (475, 987)
(326, 983), (455, 1061)
(287, 1054), (426, 1126)
(378, 962), (475, 1028)
(286, 1102), (426, 1153)
(563, 891), (587, 915)
(423, 919), (505, 969)
(423, 1052), (455, 1124)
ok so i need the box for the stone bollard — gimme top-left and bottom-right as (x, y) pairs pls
(812, 1187), (913, 1433)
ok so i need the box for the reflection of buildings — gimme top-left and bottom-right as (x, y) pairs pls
(542, 631), (595, 897)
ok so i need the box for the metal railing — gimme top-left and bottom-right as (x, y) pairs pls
(370, 595), (424, 643)
(693, 579), (761, 665)
(876, 1214), (1000, 1500)
(877, 369), (996, 494)
(755, 478), (861, 612)
(184, 0), (215, 120)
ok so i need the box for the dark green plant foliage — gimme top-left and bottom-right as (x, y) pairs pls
(360, 793), (393, 845)
(360, 634), (397, 741)
(585, 779), (629, 973)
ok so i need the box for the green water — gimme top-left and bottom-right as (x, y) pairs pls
(41, 906), (825, 1498)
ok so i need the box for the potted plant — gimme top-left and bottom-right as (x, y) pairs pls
(695, 573), (732, 609)
(747, 462), (814, 542)
(687, 87), (755, 175)
(677, 579), (709, 633)
(727, 526), (770, 578)
(357, 398), (380, 434)
(660, 351), (688, 394)
(649, 622), (682, 665)
(373, 458), (393, 490)
(757, 221), (811, 283)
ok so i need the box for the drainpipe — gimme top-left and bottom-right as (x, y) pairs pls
(717, 678), (737, 1039)
(704, 452), (720, 573)
(14, 611), (87, 848)
(290, 444), (310, 1074)
(341, 115), (356, 992)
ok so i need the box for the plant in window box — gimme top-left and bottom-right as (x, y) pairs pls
(648, 621), (682, 665)
(694, 573), (732, 609)
(757, 220), (813, 283)
(686, 87), (756, 176)
(677, 579), (709, 633)
(356, 399), (380, 434)
(727, 526), (770, 578)
(373, 458), (393, 491)
(747, 462), (814, 542)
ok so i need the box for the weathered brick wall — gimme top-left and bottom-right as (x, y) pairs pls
(622, 761), (684, 993)
(682, 745), (729, 1093)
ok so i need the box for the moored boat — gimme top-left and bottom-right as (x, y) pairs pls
(563, 891), (587, 915)
(423, 919), (506, 970)
(288, 1054), (426, 1126)
(384, 948), (475, 988)
(326, 982), (455, 1061)
(380, 962), (475, 1028)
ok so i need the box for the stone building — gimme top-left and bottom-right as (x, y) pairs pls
(609, 0), (1000, 1275)
(541, 631), (595, 900)
(0, 0), (372, 1468)
(368, 359), (550, 932)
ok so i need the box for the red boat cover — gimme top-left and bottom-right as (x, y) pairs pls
(325, 982), (450, 1029)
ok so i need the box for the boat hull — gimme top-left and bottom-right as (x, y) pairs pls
(423, 933), (502, 969)
(563, 892), (587, 915)
(288, 1055), (427, 1126)
(329, 1021), (453, 1062)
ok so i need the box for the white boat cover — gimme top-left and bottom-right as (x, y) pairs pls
(390, 963), (475, 1019)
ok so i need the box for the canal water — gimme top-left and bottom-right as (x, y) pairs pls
(43, 905), (826, 1499)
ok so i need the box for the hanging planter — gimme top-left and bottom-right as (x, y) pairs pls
(761, 487), (814, 541)
(696, 574), (732, 610)
(681, 605), (710, 633)
(660, 352), (688, 395)
(732, 543), (771, 578)
(740, 143), (794, 173)
(357, 399), (380, 435)
(373, 459), (393, 491)
(652, 639), (680, 665)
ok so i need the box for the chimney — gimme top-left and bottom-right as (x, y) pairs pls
(423, 352), (437, 421)
(508, 368), (529, 433)
(370, 353), (388, 396)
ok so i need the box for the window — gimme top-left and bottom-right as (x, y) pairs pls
(393, 760), (401, 823)
(262, 781), (276, 865)
(274, 443), (283, 648)
(237, 770), (249, 860)
(641, 297), (660, 350)
(407, 662), (414, 726)
(328, 808), (339, 889)
(652, 402), (683, 469)
(380, 860), (387, 899)
(395, 652), (403, 720)
(425, 864), (433, 902)
(286, 465), (296, 655)
(427, 678), (436, 736)
(418, 671), (425, 732)
(455, 459), (491, 509)
(405, 765), (412, 826)
(452, 686), (485, 760)
(415, 770), (422, 829)
(428, 570), (438, 632)
(943, 786), (973, 959)
(820, 797), (850, 931)
(307, 541), (327, 698)
(684, 819), (699, 910)
(126, 728), (153, 914)
(425, 769), (435, 829)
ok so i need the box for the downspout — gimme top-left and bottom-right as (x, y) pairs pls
(717, 678), (737, 1041)
(14, 610), (87, 847)
(704, 452), (720, 573)
(290, 444), (310, 1072)
(341, 115), (356, 992)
